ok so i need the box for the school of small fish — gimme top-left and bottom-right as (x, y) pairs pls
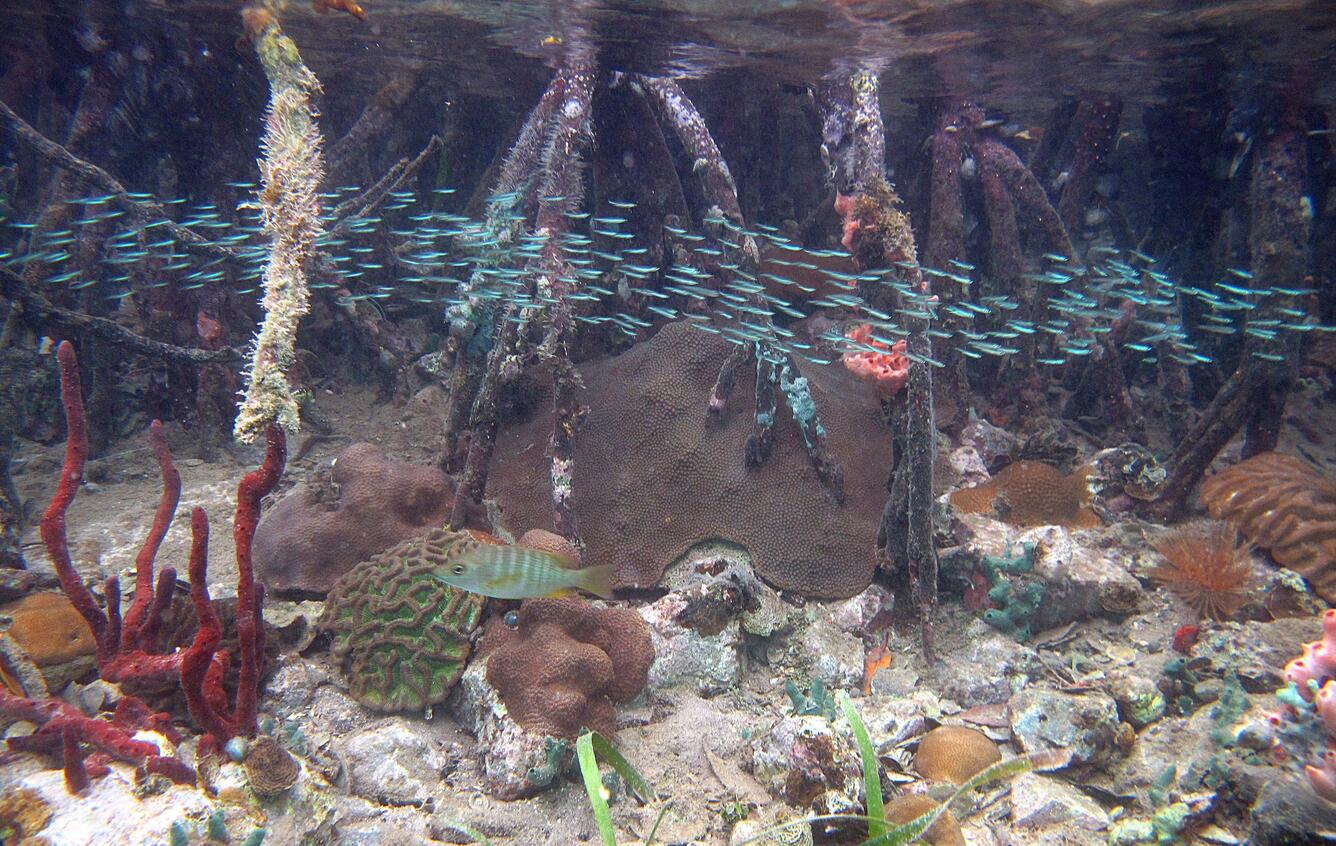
(4, 183), (1328, 373)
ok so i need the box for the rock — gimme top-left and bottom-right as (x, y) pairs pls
(1010, 773), (1109, 831)
(340, 719), (448, 806)
(1009, 686), (1128, 769)
(1247, 777), (1336, 846)
(640, 592), (740, 694)
(830, 584), (894, 636)
(955, 518), (1141, 633)
(448, 658), (572, 800)
(772, 608), (864, 690)
(751, 714), (861, 815)
(948, 446), (991, 490)
(0, 761), (214, 846)
(960, 418), (1017, 470)
(1106, 668), (1168, 729)
(933, 619), (1043, 706)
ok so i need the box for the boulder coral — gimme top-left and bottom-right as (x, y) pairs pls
(254, 443), (470, 597)
(488, 320), (891, 598)
(479, 597), (654, 738)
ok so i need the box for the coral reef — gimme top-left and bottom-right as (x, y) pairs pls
(488, 320), (890, 598)
(1200, 451), (1336, 604)
(254, 443), (463, 596)
(318, 527), (487, 712)
(1149, 520), (1254, 620)
(950, 461), (1102, 529)
(233, 10), (325, 442)
(479, 596), (654, 738)
(242, 734), (300, 797)
(913, 725), (1002, 785)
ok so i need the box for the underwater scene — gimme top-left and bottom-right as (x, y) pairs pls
(3, 0), (1336, 843)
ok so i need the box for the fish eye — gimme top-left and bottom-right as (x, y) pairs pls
(504, 610), (520, 628)
(452, 564), (466, 575)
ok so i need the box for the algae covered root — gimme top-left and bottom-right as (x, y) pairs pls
(234, 9), (325, 443)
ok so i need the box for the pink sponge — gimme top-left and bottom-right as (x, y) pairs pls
(1282, 609), (1336, 802)
(1286, 609), (1336, 696)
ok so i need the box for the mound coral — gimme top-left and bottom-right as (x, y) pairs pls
(1200, 451), (1336, 604)
(884, 793), (965, 846)
(318, 527), (488, 712)
(1148, 520), (1253, 621)
(1275, 609), (1336, 801)
(913, 725), (1001, 785)
(949, 461), (1101, 529)
(254, 443), (468, 597)
(488, 320), (890, 598)
(842, 323), (910, 396)
(479, 597), (654, 738)
(0, 592), (95, 666)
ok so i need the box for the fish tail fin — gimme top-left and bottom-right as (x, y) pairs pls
(577, 564), (617, 599)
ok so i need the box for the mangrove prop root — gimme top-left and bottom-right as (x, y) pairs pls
(1057, 95), (1123, 237)
(234, 17), (325, 443)
(819, 69), (937, 658)
(1152, 120), (1309, 517)
(0, 266), (243, 364)
(645, 75), (845, 500)
(0, 99), (238, 262)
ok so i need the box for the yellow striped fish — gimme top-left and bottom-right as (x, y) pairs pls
(431, 546), (615, 600)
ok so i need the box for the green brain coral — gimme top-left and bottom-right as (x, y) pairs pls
(318, 528), (487, 712)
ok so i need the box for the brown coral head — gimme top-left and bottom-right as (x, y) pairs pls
(243, 735), (299, 797)
(1149, 519), (1254, 621)
(0, 592), (96, 667)
(1199, 451), (1336, 605)
(885, 793), (965, 846)
(913, 725), (1001, 785)
(517, 529), (582, 565)
(949, 461), (1101, 529)
(482, 597), (654, 738)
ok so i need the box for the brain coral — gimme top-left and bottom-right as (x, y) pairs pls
(949, 461), (1101, 529)
(1200, 451), (1336, 604)
(255, 443), (475, 597)
(318, 528), (488, 712)
(486, 320), (891, 598)
(480, 597), (654, 738)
